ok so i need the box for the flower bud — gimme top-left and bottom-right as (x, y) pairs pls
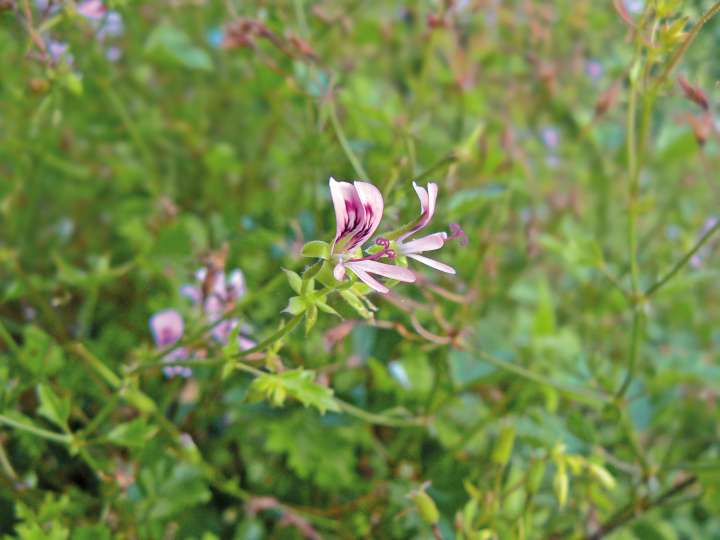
(412, 490), (439, 525)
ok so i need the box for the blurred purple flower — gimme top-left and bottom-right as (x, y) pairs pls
(77, 0), (106, 20)
(395, 182), (456, 274)
(149, 309), (192, 378)
(624, 0), (644, 15)
(329, 177), (415, 294)
(47, 39), (73, 64)
(96, 11), (124, 41)
(541, 127), (559, 150)
(181, 267), (254, 349)
(585, 60), (603, 81)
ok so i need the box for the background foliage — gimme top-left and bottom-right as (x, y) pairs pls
(2, 0), (720, 538)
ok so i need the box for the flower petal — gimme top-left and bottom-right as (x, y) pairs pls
(345, 265), (389, 294)
(149, 309), (184, 347)
(180, 285), (202, 304)
(400, 182), (439, 240)
(350, 180), (384, 246)
(400, 232), (447, 254)
(227, 269), (246, 300)
(333, 262), (347, 281)
(330, 177), (366, 252)
(77, 0), (107, 20)
(347, 260), (416, 283)
(407, 254), (456, 274)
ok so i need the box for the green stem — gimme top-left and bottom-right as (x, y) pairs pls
(0, 320), (20, 354)
(414, 153), (458, 181)
(470, 348), (607, 407)
(617, 308), (642, 399)
(645, 218), (720, 297)
(0, 414), (70, 444)
(336, 401), (427, 428)
(328, 99), (370, 179)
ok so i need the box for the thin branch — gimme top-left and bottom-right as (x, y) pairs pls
(587, 475), (698, 539)
(645, 218), (720, 297)
(328, 98), (370, 179)
(0, 414), (70, 445)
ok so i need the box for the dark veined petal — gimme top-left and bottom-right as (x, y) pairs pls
(329, 177), (384, 254)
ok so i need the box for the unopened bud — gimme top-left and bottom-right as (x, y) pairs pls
(678, 75), (709, 111)
(491, 425), (515, 467)
(412, 490), (440, 525)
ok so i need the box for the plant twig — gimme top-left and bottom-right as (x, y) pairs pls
(586, 475), (698, 539)
(328, 99), (370, 179)
(644, 218), (720, 297)
(0, 414), (70, 444)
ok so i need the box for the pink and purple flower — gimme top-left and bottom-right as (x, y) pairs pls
(329, 177), (415, 294)
(148, 309), (191, 378)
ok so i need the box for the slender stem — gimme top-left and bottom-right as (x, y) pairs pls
(0, 320), (20, 354)
(587, 475), (698, 539)
(70, 343), (121, 388)
(626, 63), (640, 297)
(616, 308), (642, 399)
(0, 414), (70, 444)
(645, 218), (720, 297)
(328, 99), (370, 179)
(336, 401), (427, 428)
(469, 347), (607, 407)
(0, 441), (18, 480)
(414, 153), (458, 181)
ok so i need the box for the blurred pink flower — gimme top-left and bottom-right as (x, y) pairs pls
(329, 177), (415, 294)
(181, 267), (254, 350)
(149, 309), (191, 378)
(77, 0), (106, 20)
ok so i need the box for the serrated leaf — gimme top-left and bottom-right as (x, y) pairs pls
(249, 369), (339, 414)
(36, 384), (70, 429)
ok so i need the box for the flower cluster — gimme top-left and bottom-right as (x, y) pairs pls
(149, 266), (254, 378)
(40, 0), (124, 65)
(327, 177), (464, 294)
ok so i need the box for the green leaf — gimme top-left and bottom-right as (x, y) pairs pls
(301, 240), (330, 259)
(304, 304), (318, 334)
(284, 296), (307, 315)
(145, 25), (213, 71)
(36, 384), (70, 429)
(283, 268), (303, 294)
(264, 410), (370, 489)
(21, 326), (65, 377)
(106, 418), (159, 448)
(249, 369), (340, 414)
(340, 289), (371, 319)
